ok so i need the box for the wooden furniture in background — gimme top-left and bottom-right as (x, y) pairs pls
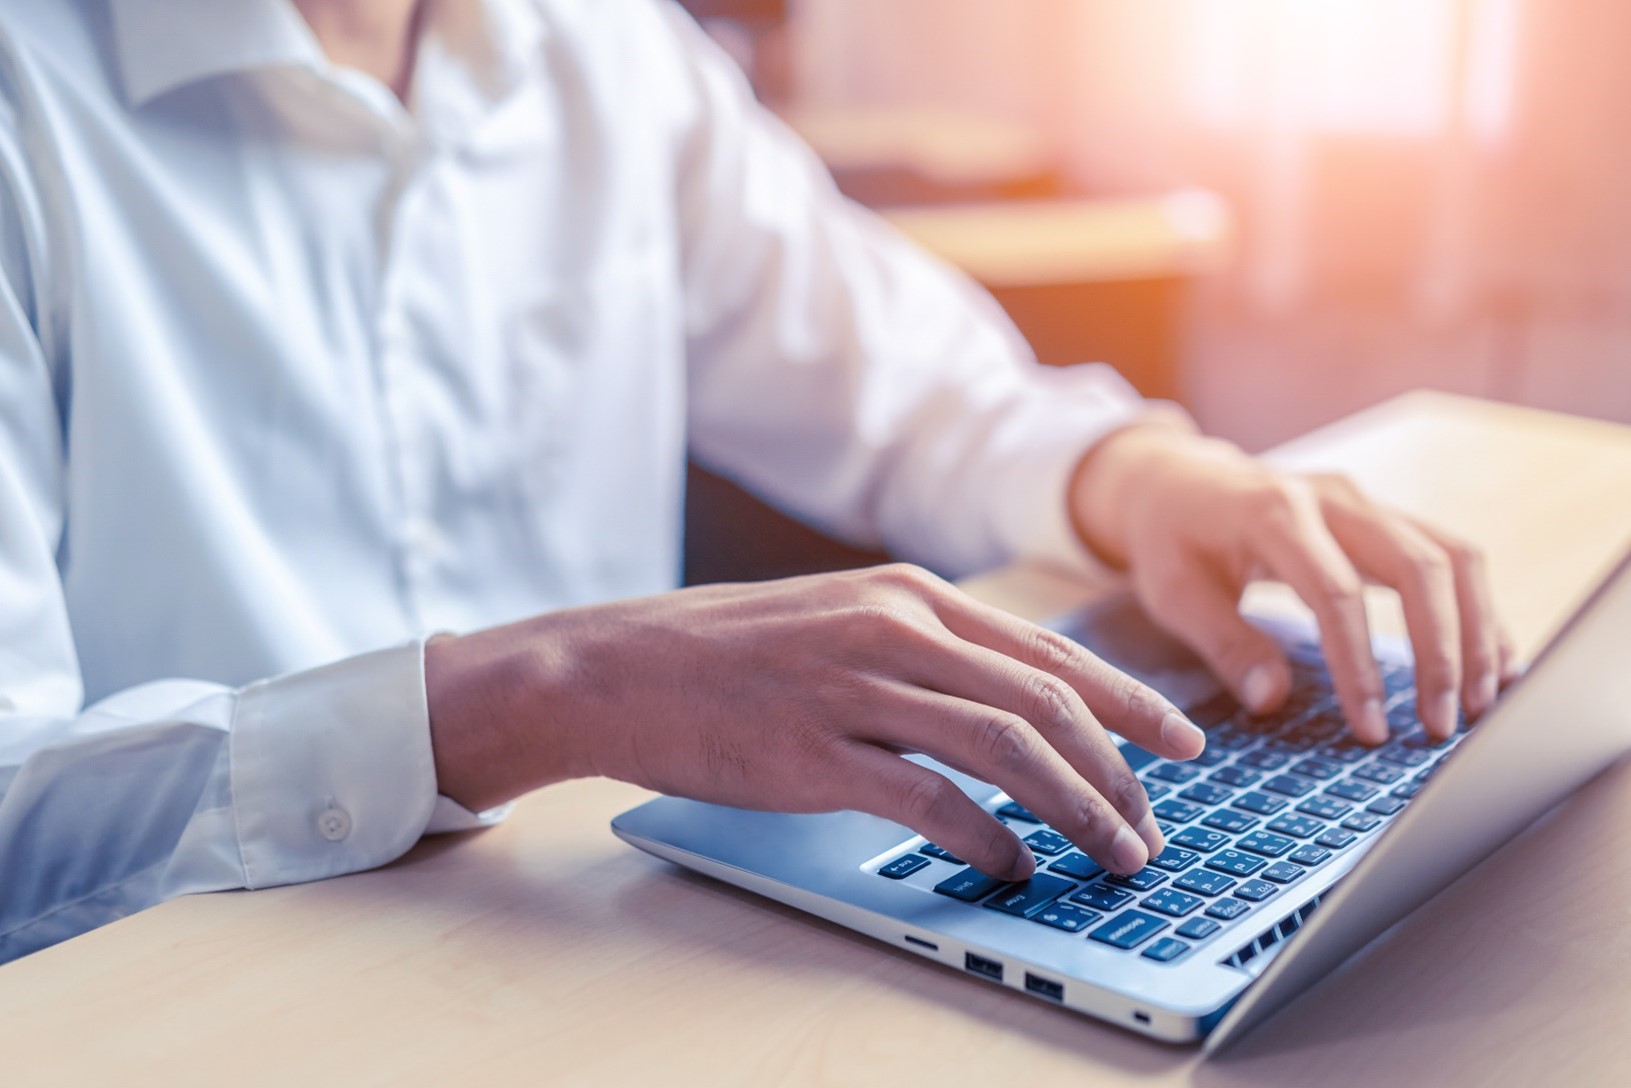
(5, 393), (1631, 1085)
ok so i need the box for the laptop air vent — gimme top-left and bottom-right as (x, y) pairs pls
(1221, 892), (1327, 971)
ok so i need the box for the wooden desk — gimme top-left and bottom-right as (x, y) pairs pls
(6, 392), (1631, 1085)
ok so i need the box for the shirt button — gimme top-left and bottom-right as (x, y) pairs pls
(317, 805), (353, 842)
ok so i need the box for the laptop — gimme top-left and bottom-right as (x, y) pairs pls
(611, 547), (1631, 1050)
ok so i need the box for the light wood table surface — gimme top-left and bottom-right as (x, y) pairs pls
(5, 392), (1631, 1086)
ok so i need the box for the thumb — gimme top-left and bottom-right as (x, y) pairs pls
(1138, 569), (1291, 715)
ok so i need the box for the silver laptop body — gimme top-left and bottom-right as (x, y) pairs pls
(611, 550), (1631, 1048)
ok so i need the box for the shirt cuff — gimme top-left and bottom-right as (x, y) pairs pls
(985, 364), (1194, 578)
(229, 640), (440, 888)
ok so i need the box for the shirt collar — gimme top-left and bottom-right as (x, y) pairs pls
(109, 0), (548, 112)
(110, 0), (323, 108)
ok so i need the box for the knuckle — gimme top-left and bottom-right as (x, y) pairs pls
(1252, 479), (1304, 527)
(1319, 570), (1366, 610)
(1107, 770), (1148, 818)
(1399, 543), (1454, 594)
(873, 562), (939, 594)
(1024, 672), (1077, 729)
(1445, 537), (1487, 576)
(1062, 795), (1120, 847)
(1311, 471), (1364, 502)
(1024, 625), (1081, 675)
(971, 712), (1034, 773)
(896, 772), (955, 826)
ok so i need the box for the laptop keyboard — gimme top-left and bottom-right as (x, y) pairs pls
(871, 654), (1466, 965)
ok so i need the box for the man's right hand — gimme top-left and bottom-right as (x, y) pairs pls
(424, 564), (1205, 881)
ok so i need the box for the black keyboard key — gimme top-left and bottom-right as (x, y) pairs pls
(1210, 765), (1261, 788)
(1316, 740), (1370, 763)
(1141, 937), (1191, 962)
(1261, 774), (1317, 798)
(879, 854), (931, 879)
(919, 843), (964, 863)
(1296, 796), (1351, 821)
(1353, 763), (1405, 785)
(1392, 781), (1425, 800)
(1202, 809), (1259, 834)
(1047, 852), (1105, 881)
(1342, 812), (1384, 832)
(1236, 830), (1297, 858)
(1289, 844), (1332, 866)
(1367, 796), (1408, 816)
(1191, 746), (1231, 768)
(1170, 826), (1229, 853)
(1290, 758), (1341, 781)
(1179, 782), (1234, 806)
(934, 868), (1008, 902)
(1261, 862), (1306, 884)
(985, 874), (1077, 917)
(1205, 850), (1267, 876)
(1267, 814), (1325, 839)
(1071, 883), (1135, 911)
(1148, 846), (1202, 872)
(1315, 827), (1358, 849)
(1142, 783), (1172, 801)
(1022, 829), (1072, 856)
(1234, 879), (1279, 902)
(1240, 750), (1290, 771)
(1088, 910), (1168, 950)
(1031, 902), (1101, 933)
(1152, 799), (1204, 823)
(1142, 888), (1205, 917)
(1206, 898), (1252, 921)
(1174, 869), (1237, 897)
(1377, 746), (1432, 768)
(1325, 779), (1378, 803)
(1106, 867), (1167, 891)
(1232, 791), (1288, 816)
(997, 801), (1041, 823)
(1176, 916), (1222, 940)
(1146, 762), (1201, 784)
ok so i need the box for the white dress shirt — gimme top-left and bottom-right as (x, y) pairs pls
(0, 0), (1148, 960)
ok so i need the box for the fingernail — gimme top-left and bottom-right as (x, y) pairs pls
(1160, 711), (1206, 755)
(1359, 698), (1387, 744)
(1434, 691), (1460, 734)
(1111, 825), (1149, 874)
(1475, 672), (1498, 715)
(1135, 810), (1166, 856)
(1241, 664), (1279, 714)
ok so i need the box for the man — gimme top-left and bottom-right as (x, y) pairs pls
(0, 0), (1512, 961)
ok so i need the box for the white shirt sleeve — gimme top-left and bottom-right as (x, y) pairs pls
(0, 105), (464, 964)
(663, 7), (1161, 580)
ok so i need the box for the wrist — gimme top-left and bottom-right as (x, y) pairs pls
(1066, 413), (1223, 568)
(424, 620), (592, 813)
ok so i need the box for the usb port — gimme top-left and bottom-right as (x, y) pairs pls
(1024, 973), (1064, 1003)
(964, 952), (1003, 981)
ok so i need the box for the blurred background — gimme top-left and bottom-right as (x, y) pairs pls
(682, 0), (1631, 452)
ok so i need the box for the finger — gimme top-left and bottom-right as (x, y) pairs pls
(926, 587), (1205, 761)
(1322, 505), (1463, 739)
(1252, 486), (1389, 744)
(1497, 623), (1523, 685)
(1408, 518), (1504, 718)
(838, 743), (1034, 881)
(859, 684), (1154, 875)
(1133, 561), (1293, 716)
(894, 637), (1164, 858)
